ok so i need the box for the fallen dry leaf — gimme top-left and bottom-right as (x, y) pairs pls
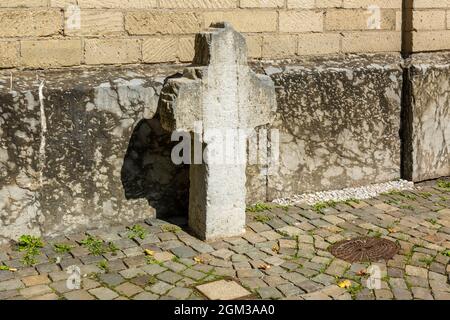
(194, 256), (204, 264)
(388, 228), (396, 233)
(338, 279), (352, 289)
(144, 249), (155, 256)
(258, 264), (271, 270)
(356, 269), (367, 276)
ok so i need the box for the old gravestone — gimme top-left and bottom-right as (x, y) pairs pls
(159, 22), (276, 240)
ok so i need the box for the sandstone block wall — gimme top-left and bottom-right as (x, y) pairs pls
(404, 0), (450, 52)
(0, 0), (404, 69)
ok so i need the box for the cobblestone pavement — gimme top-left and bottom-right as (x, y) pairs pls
(1, 180), (449, 300)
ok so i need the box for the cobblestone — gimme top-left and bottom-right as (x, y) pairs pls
(0, 181), (448, 300)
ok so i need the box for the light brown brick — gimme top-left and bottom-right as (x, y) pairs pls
(411, 0), (450, 9)
(316, 0), (342, 8)
(85, 39), (141, 65)
(204, 10), (277, 32)
(240, 0), (284, 8)
(325, 9), (396, 31)
(297, 33), (341, 55)
(0, 0), (47, 7)
(50, 0), (77, 7)
(0, 9), (62, 37)
(245, 34), (262, 58)
(160, 0), (237, 8)
(343, 0), (402, 8)
(412, 30), (450, 51)
(287, 0), (315, 8)
(279, 10), (324, 32)
(412, 10), (446, 30)
(178, 36), (195, 62)
(0, 41), (19, 68)
(262, 34), (297, 58)
(341, 31), (401, 52)
(142, 37), (177, 63)
(65, 10), (124, 35)
(126, 12), (201, 35)
(77, 0), (157, 8)
(21, 39), (82, 68)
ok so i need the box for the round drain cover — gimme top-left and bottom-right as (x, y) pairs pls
(329, 237), (399, 263)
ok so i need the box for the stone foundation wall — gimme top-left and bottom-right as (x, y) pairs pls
(0, 52), (449, 242)
(260, 54), (403, 200)
(402, 52), (450, 182)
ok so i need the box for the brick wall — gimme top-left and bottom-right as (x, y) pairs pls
(0, 0), (446, 69)
(404, 0), (450, 52)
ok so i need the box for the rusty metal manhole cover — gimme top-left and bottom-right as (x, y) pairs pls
(329, 237), (399, 263)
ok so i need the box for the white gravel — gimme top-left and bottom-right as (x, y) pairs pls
(272, 180), (415, 206)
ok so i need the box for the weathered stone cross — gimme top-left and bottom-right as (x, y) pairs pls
(159, 22), (276, 240)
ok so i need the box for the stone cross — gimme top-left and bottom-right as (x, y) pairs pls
(159, 22), (276, 240)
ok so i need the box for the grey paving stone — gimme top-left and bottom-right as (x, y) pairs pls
(133, 291), (159, 300)
(0, 271), (14, 282)
(374, 289), (394, 300)
(48, 271), (69, 282)
(406, 276), (429, 288)
(59, 257), (82, 270)
(297, 280), (323, 293)
(148, 281), (174, 295)
(50, 279), (74, 294)
(277, 283), (303, 297)
(0, 278), (25, 291)
(130, 275), (154, 287)
(0, 289), (20, 300)
(263, 275), (287, 287)
(98, 273), (125, 287)
(233, 261), (251, 270)
(163, 261), (187, 273)
(167, 287), (192, 299)
(183, 268), (206, 281)
(79, 255), (104, 265)
(170, 246), (197, 258)
(112, 239), (137, 250)
(412, 287), (434, 300)
(213, 267), (236, 278)
(123, 255), (147, 268)
(257, 287), (283, 300)
(64, 289), (95, 300)
(211, 248), (234, 260)
(237, 269), (264, 278)
(193, 264), (214, 273)
(392, 288), (413, 300)
(20, 285), (53, 299)
(35, 263), (61, 274)
(141, 264), (167, 276)
(89, 287), (119, 300)
(106, 259), (127, 272)
(239, 277), (267, 290)
(312, 273), (335, 286)
(281, 272), (308, 285)
(160, 240), (184, 251)
(156, 271), (183, 284)
(210, 258), (232, 268)
(115, 282), (144, 297)
(119, 267), (146, 279)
